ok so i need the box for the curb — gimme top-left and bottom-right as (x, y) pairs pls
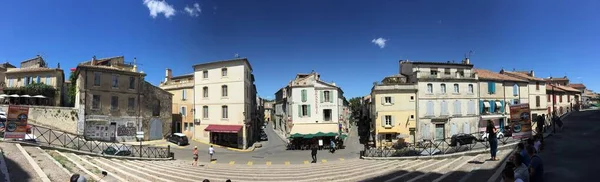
(0, 148), (10, 182)
(191, 139), (255, 152)
(361, 142), (518, 160)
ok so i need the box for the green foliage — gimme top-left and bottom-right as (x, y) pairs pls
(349, 97), (363, 119)
(3, 83), (56, 97)
(66, 71), (78, 106)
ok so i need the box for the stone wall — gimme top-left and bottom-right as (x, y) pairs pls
(0, 105), (79, 134)
(140, 81), (173, 140)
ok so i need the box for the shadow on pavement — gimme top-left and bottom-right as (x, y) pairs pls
(2, 155), (33, 182)
(360, 164), (502, 182)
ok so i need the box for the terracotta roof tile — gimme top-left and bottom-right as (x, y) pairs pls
(6, 67), (62, 73)
(568, 83), (586, 89)
(474, 69), (526, 82)
(502, 71), (545, 81)
(546, 84), (581, 93)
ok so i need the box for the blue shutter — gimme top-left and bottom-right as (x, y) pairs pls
(479, 101), (484, 114)
(487, 82), (492, 94)
(491, 82), (496, 93)
(489, 101), (495, 113)
(36, 76), (40, 83)
(500, 100), (505, 113)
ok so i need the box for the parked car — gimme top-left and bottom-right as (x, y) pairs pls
(479, 131), (504, 141)
(449, 133), (477, 146)
(102, 146), (132, 156)
(18, 133), (39, 143)
(166, 133), (189, 146)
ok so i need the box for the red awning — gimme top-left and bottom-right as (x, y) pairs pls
(204, 124), (242, 133)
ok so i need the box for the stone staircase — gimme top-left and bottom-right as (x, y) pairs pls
(0, 142), (514, 182)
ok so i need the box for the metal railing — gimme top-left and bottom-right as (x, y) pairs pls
(7, 125), (172, 159)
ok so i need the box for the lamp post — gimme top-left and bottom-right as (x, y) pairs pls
(550, 77), (556, 134)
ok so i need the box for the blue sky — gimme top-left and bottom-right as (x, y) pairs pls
(1, 0), (599, 99)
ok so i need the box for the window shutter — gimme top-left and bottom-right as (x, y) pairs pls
(307, 105), (311, 117)
(421, 124), (427, 139)
(463, 122), (470, 134)
(487, 82), (492, 94)
(500, 100), (505, 113)
(489, 101), (495, 113)
(381, 96), (385, 105)
(320, 91), (324, 103)
(513, 84), (518, 96)
(479, 101), (484, 114)
(391, 115), (396, 126)
(329, 91), (334, 103)
(427, 101), (433, 116)
(36, 76), (40, 83)
(382, 117), (386, 127)
(298, 105), (302, 117)
(301, 90), (307, 102)
(391, 96), (395, 104)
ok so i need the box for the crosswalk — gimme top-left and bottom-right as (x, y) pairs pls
(1, 142), (514, 182)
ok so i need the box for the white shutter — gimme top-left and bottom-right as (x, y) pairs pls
(391, 97), (395, 104)
(381, 97), (385, 105)
(451, 123), (457, 135)
(391, 115), (396, 126)
(463, 122), (471, 134)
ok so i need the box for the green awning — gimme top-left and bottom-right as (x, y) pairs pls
(314, 132), (326, 137)
(303, 134), (314, 139)
(289, 133), (304, 138)
(339, 134), (348, 139)
(324, 132), (337, 137)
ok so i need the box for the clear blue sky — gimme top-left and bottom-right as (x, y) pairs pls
(1, 0), (599, 98)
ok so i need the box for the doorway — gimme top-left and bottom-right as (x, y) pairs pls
(435, 124), (445, 141)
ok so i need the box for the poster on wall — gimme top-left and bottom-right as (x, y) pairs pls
(4, 105), (29, 139)
(509, 103), (532, 139)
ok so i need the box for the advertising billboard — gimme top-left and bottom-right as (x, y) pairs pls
(3, 105), (29, 139)
(509, 103), (532, 139)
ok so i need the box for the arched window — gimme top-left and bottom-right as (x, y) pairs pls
(427, 84), (433, 94)
(513, 84), (519, 96)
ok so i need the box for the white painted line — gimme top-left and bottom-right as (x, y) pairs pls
(407, 156), (464, 182)
(90, 157), (151, 182)
(35, 147), (71, 176)
(116, 158), (194, 182)
(432, 154), (482, 182)
(71, 154), (126, 182)
(102, 158), (175, 182)
(55, 150), (101, 181)
(383, 159), (438, 182)
(16, 144), (51, 182)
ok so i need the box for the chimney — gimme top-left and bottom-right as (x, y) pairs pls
(464, 58), (470, 64)
(92, 56), (97, 65)
(530, 70), (535, 77)
(132, 57), (138, 72)
(165, 68), (172, 82)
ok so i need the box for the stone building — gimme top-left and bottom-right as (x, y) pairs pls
(264, 100), (274, 123)
(74, 56), (172, 142)
(4, 55), (65, 106)
(159, 69), (195, 138)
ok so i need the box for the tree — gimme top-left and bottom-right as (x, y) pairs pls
(349, 97), (363, 120)
(66, 71), (78, 107)
(4, 83), (57, 97)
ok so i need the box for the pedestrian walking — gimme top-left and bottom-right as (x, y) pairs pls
(487, 120), (499, 161)
(208, 145), (215, 162)
(192, 146), (199, 166)
(330, 140), (336, 153)
(311, 144), (318, 163)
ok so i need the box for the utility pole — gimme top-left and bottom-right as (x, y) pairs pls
(551, 77), (556, 134)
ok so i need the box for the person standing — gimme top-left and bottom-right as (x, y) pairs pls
(487, 120), (499, 161)
(311, 144), (318, 163)
(527, 145), (544, 182)
(192, 146), (199, 166)
(330, 140), (336, 153)
(208, 145), (215, 162)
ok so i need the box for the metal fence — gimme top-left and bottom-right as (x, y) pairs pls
(12, 125), (172, 159)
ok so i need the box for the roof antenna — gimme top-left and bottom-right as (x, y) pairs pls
(234, 53), (240, 58)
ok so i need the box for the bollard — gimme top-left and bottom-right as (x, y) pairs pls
(167, 145), (171, 159)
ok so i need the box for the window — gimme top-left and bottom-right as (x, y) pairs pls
(184, 123), (189, 131)
(440, 84), (446, 94)
(536, 82), (540, 90)
(567, 95), (571, 103)
(467, 100), (475, 115)
(410, 96), (414, 101)
(301, 89), (307, 102)
(453, 84), (459, 93)
(129, 77), (135, 89)
(36, 76), (40, 83)
(128, 97), (135, 111)
(221, 68), (227, 77)
(181, 106), (187, 116)
(112, 75), (119, 88)
(92, 95), (100, 109)
(222, 85), (228, 97)
(203, 87), (208, 98)
(323, 109), (332, 121)
(324, 91), (331, 102)
(203, 106), (209, 118)
(444, 68), (451, 75)
(384, 115), (392, 126)
(536, 96), (541, 107)
(430, 68), (438, 76)
(182, 90), (187, 100)
(94, 73), (101, 86)
(513, 84), (519, 96)
(559, 95), (563, 103)
(152, 100), (160, 116)
(300, 104), (310, 117)
(384, 96), (392, 104)
(8, 78), (13, 87)
(410, 115), (414, 119)
(427, 84), (433, 94)
(488, 82), (496, 94)
(547, 95), (551, 102)
(221, 106), (228, 119)
(456, 69), (465, 77)
(46, 76), (51, 85)
(468, 84), (474, 94)
(203, 70), (208, 78)
(111, 96), (118, 110)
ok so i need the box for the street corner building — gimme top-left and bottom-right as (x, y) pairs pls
(274, 71), (350, 145)
(73, 56), (172, 142)
(2, 55), (65, 106)
(399, 59), (480, 142)
(370, 74), (418, 147)
(159, 69), (195, 139)
(191, 58), (258, 149)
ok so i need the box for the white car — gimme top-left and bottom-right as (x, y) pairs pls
(480, 131), (504, 141)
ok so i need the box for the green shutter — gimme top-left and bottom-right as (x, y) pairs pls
(489, 101), (495, 113)
(302, 89), (307, 102)
(320, 91), (324, 103)
(298, 105), (302, 117)
(307, 105), (311, 117)
(329, 91), (334, 103)
(492, 82), (496, 94)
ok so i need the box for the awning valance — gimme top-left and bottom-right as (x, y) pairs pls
(204, 124), (242, 133)
(483, 102), (491, 108)
(289, 123), (338, 138)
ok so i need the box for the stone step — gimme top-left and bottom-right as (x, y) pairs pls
(354, 159), (436, 182)
(0, 143), (43, 182)
(335, 159), (427, 182)
(414, 155), (478, 182)
(66, 153), (126, 182)
(51, 150), (103, 181)
(22, 146), (71, 182)
(83, 155), (150, 182)
(149, 157), (367, 171)
(92, 157), (168, 182)
(384, 158), (453, 182)
(437, 148), (513, 182)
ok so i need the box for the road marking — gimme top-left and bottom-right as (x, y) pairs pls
(432, 154), (482, 182)
(247, 161), (253, 166)
(321, 159), (327, 163)
(284, 161), (290, 165)
(229, 161), (235, 165)
(210, 161), (217, 164)
(407, 157), (463, 182)
(339, 158), (345, 161)
(304, 161), (309, 164)
(266, 161), (272, 166)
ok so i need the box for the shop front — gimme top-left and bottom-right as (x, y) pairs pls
(286, 123), (342, 150)
(204, 124), (243, 149)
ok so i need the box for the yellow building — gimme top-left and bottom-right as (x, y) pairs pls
(159, 69), (195, 138)
(4, 56), (64, 106)
(371, 74), (418, 147)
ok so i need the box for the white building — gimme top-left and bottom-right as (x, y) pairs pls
(400, 59), (480, 141)
(277, 71), (346, 139)
(192, 58), (257, 149)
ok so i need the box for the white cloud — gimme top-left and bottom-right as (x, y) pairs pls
(371, 37), (388, 48)
(184, 3), (202, 17)
(143, 0), (176, 19)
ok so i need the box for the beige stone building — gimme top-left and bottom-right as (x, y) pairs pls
(264, 101), (274, 123)
(74, 56), (172, 142)
(4, 56), (65, 106)
(159, 69), (195, 138)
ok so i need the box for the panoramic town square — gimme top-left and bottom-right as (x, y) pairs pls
(1, 0), (599, 182)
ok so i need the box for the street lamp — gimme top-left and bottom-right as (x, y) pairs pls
(550, 77), (556, 134)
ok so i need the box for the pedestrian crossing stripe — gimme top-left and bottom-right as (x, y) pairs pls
(229, 161), (235, 165)
(247, 161), (253, 166)
(211, 161), (217, 164)
(321, 159), (327, 163)
(266, 161), (271, 166)
(339, 158), (345, 161)
(303, 161), (309, 164)
(284, 161), (290, 165)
